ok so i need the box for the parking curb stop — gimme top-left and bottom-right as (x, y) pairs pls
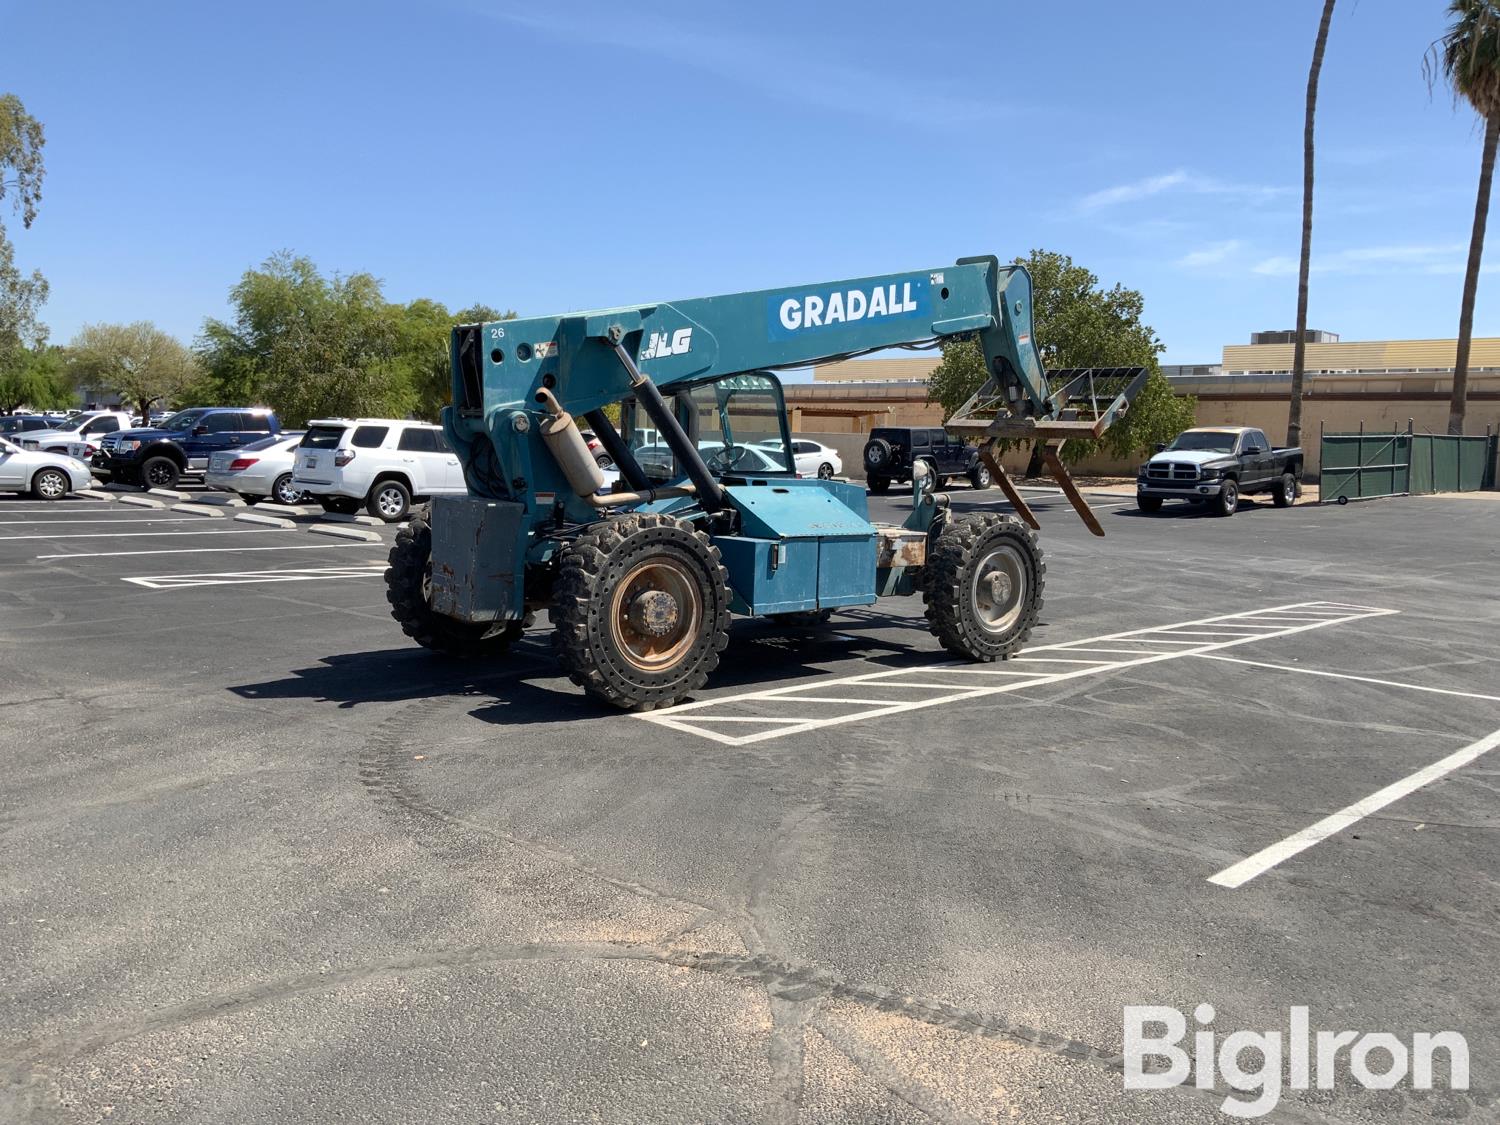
(118, 495), (164, 509)
(148, 488), (189, 500)
(307, 524), (383, 542)
(172, 503), (226, 518)
(234, 512), (297, 529)
(322, 512), (384, 526)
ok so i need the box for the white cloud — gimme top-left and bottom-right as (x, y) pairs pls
(1078, 171), (1289, 214)
(1176, 239), (1244, 268)
(1252, 243), (1467, 277)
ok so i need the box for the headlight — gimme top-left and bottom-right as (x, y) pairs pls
(1200, 468), (1222, 480)
(117, 439), (142, 452)
(1137, 464), (1150, 477)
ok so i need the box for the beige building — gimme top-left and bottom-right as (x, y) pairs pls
(791, 337), (1500, 477)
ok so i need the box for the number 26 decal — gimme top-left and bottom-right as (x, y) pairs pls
(489, 327), (506, 340)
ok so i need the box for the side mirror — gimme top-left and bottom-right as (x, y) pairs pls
(1154, 442), (1167, 453)
(193, 425), (210, 436)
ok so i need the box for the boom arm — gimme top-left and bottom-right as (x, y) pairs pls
(445, 255), (1141, 532)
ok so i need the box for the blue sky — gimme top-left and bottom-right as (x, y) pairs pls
(3, 0), (1492, 366)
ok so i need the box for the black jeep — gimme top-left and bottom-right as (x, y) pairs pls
(862, 426), (991, 494)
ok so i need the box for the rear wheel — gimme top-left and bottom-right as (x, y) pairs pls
(1272, 472), (1296, 508)
(1137, 495), (1163, 513)
(817, 462), (834, 480)
(923, 512), (1045, 661)
(867, 476), (891, 495)
(272, 472), (305, 506)
(368, 478), (411, 522)
(141, 456), (180, 490)
(31, 468), (69, 501)
(551, 512), (730, 710)
(968, 462), (992, 490)
(385, 515), (523, 656)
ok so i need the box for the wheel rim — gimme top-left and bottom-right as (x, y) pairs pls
(38, 471), (66, 499)
(1284, 478), (1294, 502)
(1224, 483), (1238, 509)
(818, 463), (833, 479)
(977, 467), (991, 486)
(609, 557), (702, 674)
(275, 475), (299, 504)
(376, 486), (405, 517)
(970, 544), (1027, 635)
(147, 462), (174, 486)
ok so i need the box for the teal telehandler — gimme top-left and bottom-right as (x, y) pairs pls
(385, 256), (1146, 710)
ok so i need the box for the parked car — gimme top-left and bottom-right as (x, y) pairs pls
(0, 436), (94, 500)
(91, 407), (281, 489)
(204, 432), (309, 505)
(0, 414), (70, 437)
(1136, 426), (1303, 517)
(577, 429), (614, 468)
(292, 419), (466, 521)
(635, 440), (793, 483)
(758, 438), (842, 479)
(18, 411), (134, 455)
(861, 426), (990, 493)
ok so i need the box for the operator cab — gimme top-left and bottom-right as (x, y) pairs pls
(621, 370), (796, 485)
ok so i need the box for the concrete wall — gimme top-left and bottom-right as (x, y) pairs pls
(787, 371), (1500, 480)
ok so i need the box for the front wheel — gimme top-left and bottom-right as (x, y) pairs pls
(1214, 479), (1239, 517)
(386, 515), (523, 656)
(1272, 472), (1297, 508)
(923, 513), (1045, 661)
(141, 456), (180, 490)
(31, 468), (70, 501)
(551, 512), (731, 710)
(1137, 495), (1163, 513)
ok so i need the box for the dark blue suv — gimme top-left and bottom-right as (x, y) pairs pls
(94, 407), (281, 489)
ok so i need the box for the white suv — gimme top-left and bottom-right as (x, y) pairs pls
(292, 419), (466, 522)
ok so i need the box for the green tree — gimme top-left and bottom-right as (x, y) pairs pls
(926, 250), (1191, 464)
(1427, 0), (1500, 434)
(392, 300), (515, 421)
(1288, 0), (1338, 450)
(68, 322), (199, 419)
(197, 253), (412, 426)
(0, 95), (48, 375)
(0, 344), (68, 413)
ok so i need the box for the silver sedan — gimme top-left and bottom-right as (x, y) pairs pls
(0, 436), (95, 500)
(204, 432), (309, 505)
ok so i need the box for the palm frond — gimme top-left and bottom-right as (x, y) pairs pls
(1427, 0), (1500, 120)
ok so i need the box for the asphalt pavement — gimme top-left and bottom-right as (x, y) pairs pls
(2, 480), (1498, 1123)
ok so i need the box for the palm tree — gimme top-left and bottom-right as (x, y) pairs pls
(1288, 0), (1338, 451)
(1428, 0), (1500, 435)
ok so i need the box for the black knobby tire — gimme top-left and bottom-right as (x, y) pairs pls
(863, 438), (893, 472)
(550, 512), (730, 711)
(31, 468), (69, 501)
(385, 514), (523, 656)
(141, 456), (180, 490)
(923, 512), (1045, 662)
(1215, 479), (1239, 517)
(1137, 495), (1163, 513)
(1272, 472), (1296, 508)
(867, 476), (891, 495)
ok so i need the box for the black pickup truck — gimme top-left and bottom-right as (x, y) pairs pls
(1136, 426), (1302, 516)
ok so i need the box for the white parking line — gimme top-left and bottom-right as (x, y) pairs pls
(123, 563), (389, 589)
(1193, 653), (1500, 704)
(36, 543), (380, 560)
(638, 602), (1398, 746)
(0, 529), (282, 541)
(0, 517), (202, 526)
(1208, 725), (1500, 888)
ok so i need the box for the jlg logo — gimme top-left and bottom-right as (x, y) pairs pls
(641, 328), (693, 360)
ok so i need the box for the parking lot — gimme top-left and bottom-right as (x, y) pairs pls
(3, 481), (1498, 1122)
